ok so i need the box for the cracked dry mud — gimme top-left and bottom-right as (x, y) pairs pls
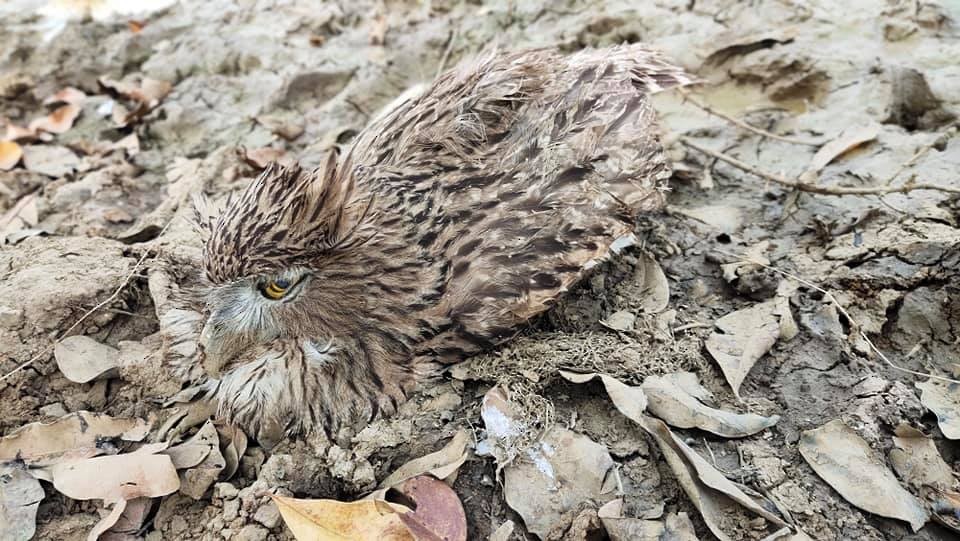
(1, 0), (960, 540)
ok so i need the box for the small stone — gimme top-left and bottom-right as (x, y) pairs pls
(0, 305), (22, 327)
(222, 498), (240, 522)
(853, 375), (888, 397)
(169, 515), (188, 535)
(351, 460), (376, 488)
(235, 525), (268, 541)
(39, 402), (68, 417)
(214, 482), (239, 500)
(253, 501), (281, 529)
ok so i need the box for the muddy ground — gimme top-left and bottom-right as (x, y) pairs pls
(1, 0), (960, 540)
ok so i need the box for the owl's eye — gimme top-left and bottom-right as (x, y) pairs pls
(261, 278), (291, 300)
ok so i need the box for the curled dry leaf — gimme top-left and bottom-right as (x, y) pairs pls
(215, 422), (248, 481)
(54, 335), (121, 383)
(889, 423), (955, 491)
(0, 411), (149, 466)
(559, 371), (648, 419)
(0, 140), (22, 170)
(170, 421), (225, 499)
(798, 420), (929, 532)
(43, 87), (87, 106)
(704, 301), (782, 398)
(636, 252), (670, 313)
(28, 104), (81, 134)
(502, 425), (613, 540)
(640, 415), (786, 541)
(0, 464), (45, 541)
(641, 372), (780, 437)
(378, 429), (470, 489)
(916, 379), (960, 439)
(562, 373), (786, 540)
(799, 123), (880, 183)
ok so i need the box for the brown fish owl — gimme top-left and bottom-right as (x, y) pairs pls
(166, 45), (693, 446)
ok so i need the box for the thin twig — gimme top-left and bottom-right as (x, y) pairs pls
(681, 136), (960, 195)
(883, 125), (957, 187)
(678, 89), (821, 147)
(715, 248), (960, 385)
(0, 220), (173, 384)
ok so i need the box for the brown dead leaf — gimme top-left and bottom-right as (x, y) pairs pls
(502, 425), (613, 539)
(127, 19), (145, 33)
(916, 379), (960, 439)
(49, 450), (180, 505)
(29, 104), (81, 134)
(0, 464), (45, 541)
(559, 371), (648, 419)
(242, 146), (289, 169)
(98, 76), (172, 126)
(640, 415), (787, 541)
(799, 123), (880, 182)
(393, 475), (467, 541)
(0, 412), (149, 466)
(637, 252), (670, 313)
(3, 124), (50, 143)
(274, 495), (413, 540)
(0, 140), (23, 170)
(641, 372), (780, 437)
(704, 301), (782, 398)
(43, 87), (87, 106)
(799, 420), (929, 531)
(889, 423), (955, 491)
(54, 335), (121, 383)
(171, 421), (225, 499)
(216, 423), (248, 481)
(379, 429), (470, 489)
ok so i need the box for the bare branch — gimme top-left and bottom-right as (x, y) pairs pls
(680, 136), (960, 195)
(678, 89), (822, 147)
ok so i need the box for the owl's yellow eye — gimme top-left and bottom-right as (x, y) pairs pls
(261, 278), (291, 300)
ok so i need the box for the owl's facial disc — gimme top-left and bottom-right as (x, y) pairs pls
(199, 269), (309, 377)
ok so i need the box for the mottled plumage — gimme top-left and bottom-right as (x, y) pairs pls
(166, 45), (693, 446)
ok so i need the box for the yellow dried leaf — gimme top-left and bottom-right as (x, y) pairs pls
(273, 495), (413, 541)
(0, 140), (23, 170)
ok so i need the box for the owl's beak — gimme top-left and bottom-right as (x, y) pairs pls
(198, 321), (225, 378)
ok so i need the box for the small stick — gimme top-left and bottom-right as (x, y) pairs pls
(679, 89), (821, 147)
(0, 220), (173, 384)
(715, 248), (960, 385)
(681, 136), (960, 195)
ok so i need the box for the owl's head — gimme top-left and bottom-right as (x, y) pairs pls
(193, 155), (374, 379)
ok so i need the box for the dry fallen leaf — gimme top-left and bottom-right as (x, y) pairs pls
(0, 140), (23, 170)
(704, 301), (782, 398)
(562, 373), (786, 540)
(636, 252), (670, 313)
(798, 419), (929, 532)
(393, 475), (467, 541)
(96, 497), (154, 540)
(799, 123), (881, 183)
(598, 500), (698, 541)
(49, 450), (180, 505)
(889, 423), (955, 491)
(275, 496), (412, 540)
(21, 144), (79, 177)
(54, 335), (121, 383)
(600, 310), (635, 332)
(916, 379), (960, 440)
(559, 371), (648, 419)
(0, 411), (150, 466)
(378, 429), (470, 489)
(3, 124), (51, 143)
(502, 425), (613, 539)
(0, 464), (45, 541)
(640, 415), (786, 541)
(641, 372), (780, 437)
(489, 520), (515, 541)
(170, 421), (225, 499)
(29, 104), (81, 134)
(216, 422), (248, 481)
(242, 146), (289, 169)
(43, 87), (87, 106)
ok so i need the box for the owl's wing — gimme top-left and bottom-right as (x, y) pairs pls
(345, 44), (694, 359)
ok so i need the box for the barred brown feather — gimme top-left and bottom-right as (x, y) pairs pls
(170, 44), (694, 446)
